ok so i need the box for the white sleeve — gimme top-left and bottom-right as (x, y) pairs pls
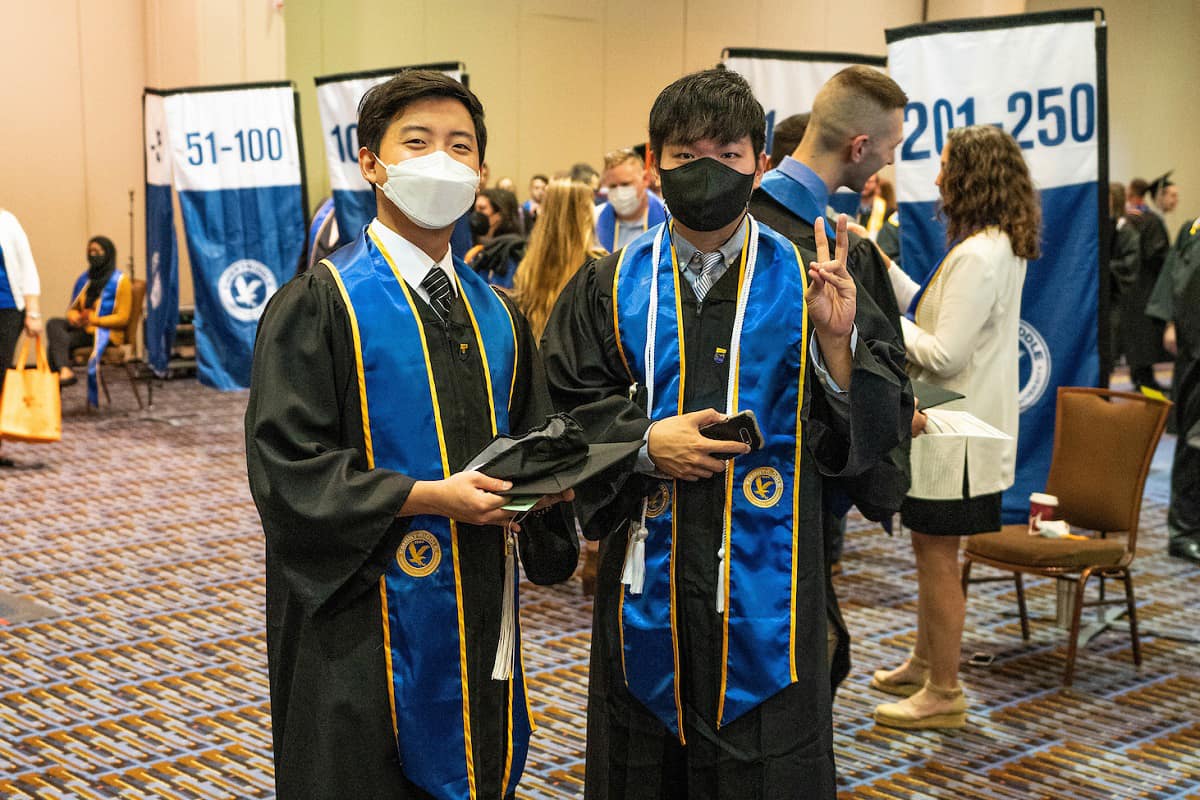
(901, 248), (998, 379)
(888, 262), (920, 311)
(9, 214), (40, 297)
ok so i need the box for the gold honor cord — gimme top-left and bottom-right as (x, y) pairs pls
(788, 242), (809, 683)
(369, 228), (481, 798)
(715, 228), (752, 727)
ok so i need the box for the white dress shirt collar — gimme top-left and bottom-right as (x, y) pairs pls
(369, 218), (458, 303)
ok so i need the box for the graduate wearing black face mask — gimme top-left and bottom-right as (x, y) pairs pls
(657, 155), (756, 233)
(44, 235), (133, 385)
(540, 68), (912, 799)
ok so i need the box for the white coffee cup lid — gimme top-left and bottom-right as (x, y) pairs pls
(1030, 492), (1058, 505)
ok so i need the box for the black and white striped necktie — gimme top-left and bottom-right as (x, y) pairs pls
(688, 251), (724, 303)
(420, 266), (454, 320)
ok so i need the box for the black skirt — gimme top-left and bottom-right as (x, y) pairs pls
(901, 463), (1002, 536)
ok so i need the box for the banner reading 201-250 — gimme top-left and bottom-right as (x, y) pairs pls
(887, 9), (1107, 522)
(162, 81), (306, 390)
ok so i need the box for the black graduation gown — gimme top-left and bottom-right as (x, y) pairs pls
(1123, 210), (1171, 369)
(1146, 220), (1200, 543)
(245, 264), (578, 800)
(750, 190), (914, 690)
(540, 237), (910, 800)
(1105, 220), (1141, 376)
(876, 213), (902, 263)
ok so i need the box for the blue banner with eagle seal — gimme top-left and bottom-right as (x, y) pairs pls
(886, 10), (1107, 522)
(162, 81), (306, 390)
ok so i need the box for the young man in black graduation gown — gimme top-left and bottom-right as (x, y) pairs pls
(1124, 174), (1176, 390)
(245, 72), (576, 800)
(749, 66), (914, 689)
(540, 69), (910, 799)
(1147, 213), (1200, 564)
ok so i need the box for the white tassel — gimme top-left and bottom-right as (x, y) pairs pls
(716, 546), (726, 614)
(492, 524), (517, 680)
(621, 500), (649, 595)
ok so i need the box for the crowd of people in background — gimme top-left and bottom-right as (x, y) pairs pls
(2, 57), (1194, 800)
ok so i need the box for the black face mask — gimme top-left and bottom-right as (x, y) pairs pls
(87, 253), (107, 270)
(658, 157), (756, 232)
(468, 211), (491, 238)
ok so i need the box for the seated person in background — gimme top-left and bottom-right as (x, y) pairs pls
(45, 235), (131, 386)
(470, 187), (526, 288)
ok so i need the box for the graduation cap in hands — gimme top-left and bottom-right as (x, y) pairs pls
(464, 413), (641, 500)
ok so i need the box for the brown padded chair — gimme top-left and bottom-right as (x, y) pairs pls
(961, 387), (1171, 686)
(72, 279), (147, 409)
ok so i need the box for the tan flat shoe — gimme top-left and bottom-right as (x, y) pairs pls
(874, 681), (966, 730)
(870, 655), (928, 697)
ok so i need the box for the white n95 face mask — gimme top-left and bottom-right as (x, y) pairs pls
(607, 184), (641, 217)
(373, 150), (479, 229)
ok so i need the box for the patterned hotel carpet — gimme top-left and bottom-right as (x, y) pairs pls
(0, 378), (1198, 798)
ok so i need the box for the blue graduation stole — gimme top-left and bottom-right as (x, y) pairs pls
(597, 192), (668, 252)
(612, 217), (810, 736)
(759, 169), (835, 238)
(78, 270), (122, 408)
(323, 228), (529, 800)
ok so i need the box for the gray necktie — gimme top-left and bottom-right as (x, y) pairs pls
(420, 267), (453, 320)
(688, 251), (724, 303)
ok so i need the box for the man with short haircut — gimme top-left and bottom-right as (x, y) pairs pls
(522, 173), (549, 228)
(748, 65), (914, 692)
(246, 71), (577, 799)
(542, 68), (909, 798)
(595, 148), (668, 252)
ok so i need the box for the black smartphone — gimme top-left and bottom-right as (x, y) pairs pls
(700, 410), (764, 453)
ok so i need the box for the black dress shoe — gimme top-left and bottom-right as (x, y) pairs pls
(1168, 538), (1200, 565)
(59, 375), (78, 387)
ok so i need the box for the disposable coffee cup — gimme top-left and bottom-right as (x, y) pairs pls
(1029, 492), (1058, 532)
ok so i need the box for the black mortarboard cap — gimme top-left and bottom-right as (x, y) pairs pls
(465, 413), (641, 497)
(1147, 171), (1175, 198)
(910, 378), (965, 411)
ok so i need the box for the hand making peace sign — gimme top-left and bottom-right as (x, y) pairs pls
(805, 213), (856, 339)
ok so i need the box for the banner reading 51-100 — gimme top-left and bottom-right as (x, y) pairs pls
(886, 9), (1107, 522)
(161, 81), (306, 391)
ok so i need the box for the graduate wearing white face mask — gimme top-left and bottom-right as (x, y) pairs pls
(596, 148), (668, 252)
(246, 72), (578, 800)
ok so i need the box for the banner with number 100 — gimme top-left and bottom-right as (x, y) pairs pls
(887, 10), (1106, 523)
(162, 82), (305, 391)
(315, 63), (465, 241)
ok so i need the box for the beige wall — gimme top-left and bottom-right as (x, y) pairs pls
(7, 0), (1190, 353)
(1026, 0), (1200, 237)
(285, 0), (924, 212)
(0, 0), (284, 351)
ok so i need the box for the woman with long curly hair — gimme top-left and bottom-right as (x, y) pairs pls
(512, 178), (606, 339)
(872, 125), (1040, 729)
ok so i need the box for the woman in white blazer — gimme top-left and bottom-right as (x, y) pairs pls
(0, 208), (44, 467)
(872, 126), (1041, 729)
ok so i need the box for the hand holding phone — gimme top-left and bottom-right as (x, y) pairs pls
(699, 410), (764, 456)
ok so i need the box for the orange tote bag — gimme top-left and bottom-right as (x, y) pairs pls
(0, 335), (62, 443)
